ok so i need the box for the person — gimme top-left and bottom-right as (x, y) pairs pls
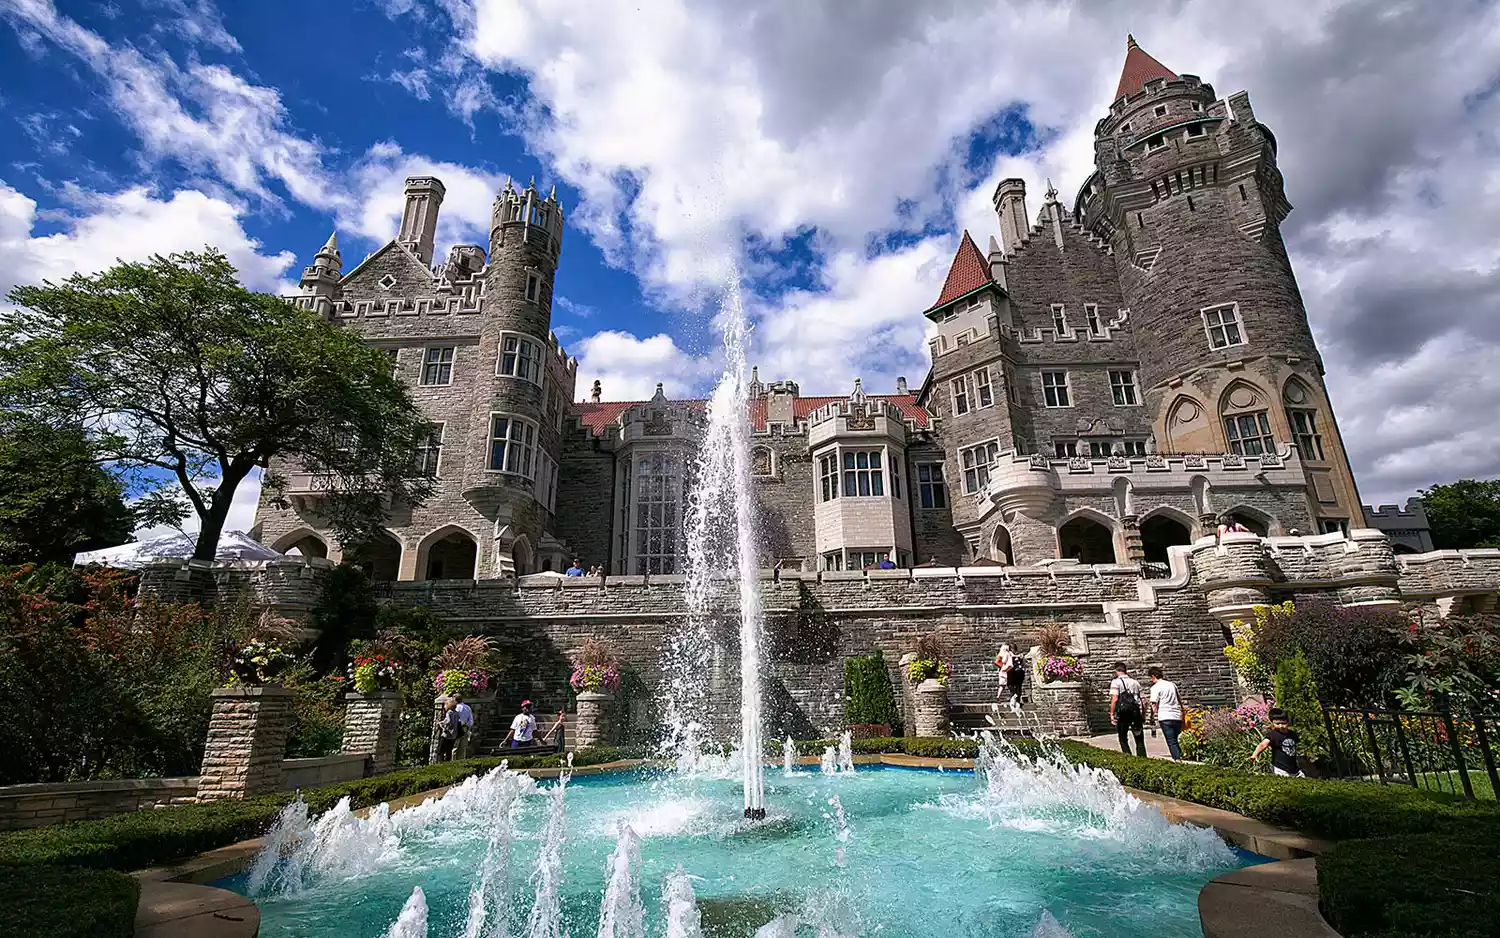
(994, 643), (1024, 703)
(877, 556), (897, 570)
(435, 699), (462, 762)
(453, 694), (475, 758)
(565, 558), (584, 576)
(1217, 514), (1250, 538)
(503, 699), (538, 749)
(1109, 661), (1147, 757)
(1249, 708), (1304, 776)
(1147, 666), (1184, 760)
(541, 710), (567, 751)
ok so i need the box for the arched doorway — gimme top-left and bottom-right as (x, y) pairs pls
(1058, 515), (1117, 564)
(1141, 513), (1193, 566)
(991, 525), (1013, 564)
(511, 535), (534, 577)
(346, 531), (402, 582)
(1223, 508), (1270, 536)
(284, 533), (328, 560)
(426, 531), (477, 580)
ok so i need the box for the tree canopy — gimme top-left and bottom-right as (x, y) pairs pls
(0, 419), (133, 565)
(1419, 479), (1500, 550)
(0, 249), (433, 561)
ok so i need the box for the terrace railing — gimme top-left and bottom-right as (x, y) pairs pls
(1321, 704), (1500, 801)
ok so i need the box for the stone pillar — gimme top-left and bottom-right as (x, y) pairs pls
(198, 686), (294, 801)
(1031, 680), (1091, 737)
(574, 691), (617, 747)
(1121, 514), (1144, 564)
(342, 691), (402, 776)
(912, 679), (950, 737)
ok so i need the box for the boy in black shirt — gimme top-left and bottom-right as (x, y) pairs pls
(1248, 708), (1304, 777)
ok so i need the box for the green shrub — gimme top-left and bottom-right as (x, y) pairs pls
(0, 864), (138, 938)
(1319, 833), (1500, 938)
(1274, 651), (1328, 760)
(843, 651), (900, 733)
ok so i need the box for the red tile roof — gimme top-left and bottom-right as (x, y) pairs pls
(570, 394), (930, 436)
(924, 230), (995, 315)
(1115, 35), (1177, 101)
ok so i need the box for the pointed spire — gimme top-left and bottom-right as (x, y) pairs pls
(321, 230), (339, 253)
(1044, 178), (1058, 202)
(1115, 34), (1178, 101)
(549, 183), (557, 200)
(315, 230), (341, 268)
(503, 176), (514, 193)
(987, 234), (1003, 256)
(924, 230), (996, 314)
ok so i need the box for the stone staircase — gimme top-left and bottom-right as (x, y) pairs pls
(470, 697), (571, 758)
(947, 700), (1040, 738)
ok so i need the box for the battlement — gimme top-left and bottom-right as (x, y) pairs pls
(1363, 499), (1428, 520)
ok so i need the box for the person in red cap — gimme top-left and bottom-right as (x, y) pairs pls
(502, 699), (537, 749)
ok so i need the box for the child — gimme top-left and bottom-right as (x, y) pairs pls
(1248, 707), (1304, 777)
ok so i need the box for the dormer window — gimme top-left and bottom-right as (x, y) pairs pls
(1146, 135), (1166, 151)
(1186, 124), (1206, 138)
(378, 274), (397, 290)
(1154, 104), (1168, 117)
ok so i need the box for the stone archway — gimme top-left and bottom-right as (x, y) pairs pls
(1223, 506), (1272, 536)
(1140, 512), (1193, 566)
(272, 528), (328, 559)
(1058, 513), (1118, 564)
(419, 527), (479, 580)
(991, 525), (1013, 564)
(346, 531), (403, 582)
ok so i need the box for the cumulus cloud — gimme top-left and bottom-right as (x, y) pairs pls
(0, 181), (297, 295)
(572, 330), (716, 402)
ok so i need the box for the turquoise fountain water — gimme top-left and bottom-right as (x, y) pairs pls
(230, 736), (1255, 937)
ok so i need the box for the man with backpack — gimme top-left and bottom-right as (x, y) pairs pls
(1109, 661), (1147, 757)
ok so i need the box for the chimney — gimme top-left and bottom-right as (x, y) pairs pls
(398, 176), (446, 265)
(993, 178), (1029, 255)
(590, 379), (601, 403)
(896, 376), (909, 395)
(986, 235), (1007, 290)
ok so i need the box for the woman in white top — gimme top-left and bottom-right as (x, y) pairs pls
(994, 644), (1023, 703)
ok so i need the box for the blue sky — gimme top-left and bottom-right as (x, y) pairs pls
(4, 0), (1500, 535)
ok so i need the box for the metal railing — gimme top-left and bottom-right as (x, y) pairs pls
(1321, 704), (1500, 800)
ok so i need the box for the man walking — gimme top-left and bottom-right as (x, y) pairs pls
(1147, 666), (1184, 760)
(453, 694), (475, 759)
(502, 699), (538, 749)
(1109, 661), (1147, 757)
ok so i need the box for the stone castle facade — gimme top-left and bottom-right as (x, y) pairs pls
(254, 39), (1373, 582)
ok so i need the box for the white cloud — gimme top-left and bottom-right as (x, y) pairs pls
(132, 469), (263, 541)
(0, 181), (297, 295)
(386, 67), (431, 100)
(339, 142), (508, 261)
(572, 330), (715, 402)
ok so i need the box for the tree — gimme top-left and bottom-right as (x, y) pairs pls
(1420, 479), (1500, 550)
(0, 419), (133, 564)
(0, 249), (434, 561)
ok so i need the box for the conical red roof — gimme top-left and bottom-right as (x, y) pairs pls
(1115, 35), (1177, 101)
(924, 230), (994, 314)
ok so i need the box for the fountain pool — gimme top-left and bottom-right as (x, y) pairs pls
(224, 740), (1260, 938)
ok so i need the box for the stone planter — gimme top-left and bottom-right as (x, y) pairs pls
(1030, 679), (1091, 737)
(198, 685), (294, 800)
(911, 679), (949, 737)
(342, 690), (402, 776)
(574, 690), (617, 747)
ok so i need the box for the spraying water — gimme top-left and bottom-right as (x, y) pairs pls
(596, 824), (646, 938)
(674, 275), (767, 819)
(382, 886), (428, 938)
(661, 866), (704, 938)
(782, 737), (797, 776)
(1031, 910), (1075, 938)
(820, 733), (855, 776)
(525, 770), (571, 938)
(462, 770), (537, 938)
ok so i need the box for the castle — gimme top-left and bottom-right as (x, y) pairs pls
(255, 38), (1371, 582)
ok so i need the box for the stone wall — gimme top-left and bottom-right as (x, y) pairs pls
(0, 778), (199, 831)
(280, 754), (371, 791)
(198, 687), (295, 800)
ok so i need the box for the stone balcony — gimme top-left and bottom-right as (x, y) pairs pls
(284, 471), (390, 511)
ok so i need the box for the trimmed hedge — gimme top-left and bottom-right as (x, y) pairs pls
(0, 745), (640, 872)
(1319, 833), (1500, 938)
(0, 865), (139, 938)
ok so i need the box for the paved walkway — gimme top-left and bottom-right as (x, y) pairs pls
(1068, 730), (1179, 760)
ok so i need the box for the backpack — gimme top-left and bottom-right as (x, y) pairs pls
(1011, 657), (1028, 685)
(1115, 680), (1141, 716)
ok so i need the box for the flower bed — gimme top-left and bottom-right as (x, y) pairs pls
(570, 664), (621, 694)
(435, 668), (490, 697)
(1179, 699), (1269, 767)
(1037, 654), (1084, 683)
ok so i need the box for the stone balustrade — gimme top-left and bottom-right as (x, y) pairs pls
(573, 690), (617, 747)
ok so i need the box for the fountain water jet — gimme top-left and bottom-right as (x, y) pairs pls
(596, 824), (646, 938)
(382, 886), (428, 938)
(661, 866), (704, 938)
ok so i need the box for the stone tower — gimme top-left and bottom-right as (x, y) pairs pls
(1077, 36), (1363, 531)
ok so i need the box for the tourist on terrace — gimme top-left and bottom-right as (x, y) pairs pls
(1216, 515), (1250, 538)
(1146, 666), (1184, 760)
(436, 699), (462, 762)
(503, 699), (538, 749)
(1109, 661), (1148, 757)
(878, 557), (897, 570)
(453, 694), (475, 758)
(994, 644), (1024, 704)
(565, 558), (585, 576)
(541, 710), (567, 751)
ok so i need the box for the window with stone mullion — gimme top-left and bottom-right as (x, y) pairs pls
(818, 453), (839, 502)
(1286, 409), (1325, 461)
(499, 334), (542, 384)
(487, 414), (538, 476)
(841, 450), (884, 497)
(916, 463), (947, 509)
(415, 422), (444, 477)
(1223, 411), (1275, 456)
(633, 451), (682, 575)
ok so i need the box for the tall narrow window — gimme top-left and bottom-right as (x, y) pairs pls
(1287, 409), (1325, 460)
(819, 453), (839, 502)
(916, 463), (946, 509)
(1109, 370), (1139, 406)
(950, 377), (971, 416)
(1042, 371), (1071, 407)
(1054, 440), (1078, 458)
(634, 452), (682, 575)
(1223, 412), (1275, 456)
(488, 414), (538, 476)
(974, 368), (994, 408)
(498, 334), (542, 384)
(420, 346), (455, 386)
(961, 441), (999, 494)
(384, 348), (400, 377)
(1085, 305), (1103, 336)
(1202, 304), (1246, 349)
(415, 423), (444, 477)
(841, 451), (884, 497)
(1004, 364), (1020, 404)
(891, 460), (902, 499)
(1051, 305), (1068, 335)
(525, 272), (541, 302)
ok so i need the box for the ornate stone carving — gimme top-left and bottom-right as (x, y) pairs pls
(1260, 451), (1284, 469)
(1222, 453), (1246, 469)
(1068, 457), (1092, 472)
(1184, 454), (1208, 469)
(643, 410), (673, 436)
(751, 447), (773, 476)
(1107, 456), (1130, 471)
(1145, 454), (1168, 470)
(845, 404), (875, 431)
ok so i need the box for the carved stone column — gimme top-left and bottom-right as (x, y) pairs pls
(912, 679), (950, 737)
(198, 686), (294, 800)
(343, 691), (402, 776)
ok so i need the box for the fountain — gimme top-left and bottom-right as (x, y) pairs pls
(381, 887), (427, 938)
(782, 736), (797, 776)
(675, 275), (766, 820)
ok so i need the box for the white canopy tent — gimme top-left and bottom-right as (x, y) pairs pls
(74, 530), (288, 569)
